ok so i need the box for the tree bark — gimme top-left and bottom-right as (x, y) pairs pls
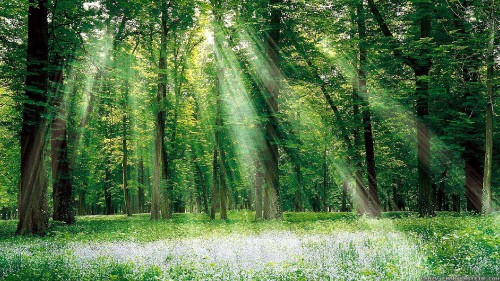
(293, 161), (304, 212)
(159, 6), (171, 220)
(219, 149), (228, 220)
(255, 160), (263, 220)
(210, 144), (219, 220)
(357, 0), (380, 217)
(482, 0), (495, 214)
(152, 0), (169, 220)
(341, 177), (349, 212)
(122, 110), (131, 216)
(122, 76), (131, 216)
(17, 0), (50, 235)
(50, 56), (74, 224)
(452, 194), (460, 212)
(138, 158), (145, 213)
(436, 169), (447, 211)
(262, 0), (282, 220)
(322, 148), (328, 212)
(104, 157), (113, 215)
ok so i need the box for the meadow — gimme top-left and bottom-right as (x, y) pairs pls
(0, 211), (499, 280)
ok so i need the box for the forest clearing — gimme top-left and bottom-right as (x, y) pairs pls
(0, 0), (498, 280)
(1, 211), (499, 280)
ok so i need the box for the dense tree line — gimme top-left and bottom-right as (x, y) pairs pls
(0, 0), (497, 235)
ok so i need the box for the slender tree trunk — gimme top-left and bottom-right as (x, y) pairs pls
(452, 194), (460, 212)
(159, 40), (171, 219)
(293, 161), (303, 212)
(482, 0), (495, 214)
(122, 77), (131, 216)
(104, 158), (113, 215)
(122, 111), (131, 216)
(194, 161), (209, 214)
(138, 158), (145, 213)
(151, 115), (162, 220)
(436, 169), (447, 211)
(219, 149), (228, 220)
(352, 87), (369, 215)
(152, 0), (169, 220)
(416, 66), (433, 216)
(392, 180), (401, 211)
(341, 177), (349, 212)
(77, 189), (86, 215)
(414, 2), (434, 217)
(262, 0), (282, 220)
(453, 1), (485, 213)
(255, 160), (263, 220)
(322, 148), (328, 212)
(211, 144), (219, 220)
(357, 0), (380, 217)
(17, 0), (50, 235)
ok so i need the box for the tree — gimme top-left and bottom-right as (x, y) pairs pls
(367, 0), (435, 216)
(482, 0), (496, 214)
(356, 0), (380, 216)
(152, 0), (170, 220)
(17, 0), (49, 235)
(262, 0), (282, 220)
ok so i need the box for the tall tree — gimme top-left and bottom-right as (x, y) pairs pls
(357, 0), (380, 216)
(367, 0), (435, 216)
(152, 0), (170, 220)
(482, 0), (495, 214)
(17, 0), (49, 235)
(262, 0), (282, 220)
(453, 0), (485, 213)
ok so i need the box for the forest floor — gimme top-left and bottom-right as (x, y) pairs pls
(0, 211), (499, 280)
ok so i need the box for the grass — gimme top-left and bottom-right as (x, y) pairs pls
(0, 211), (499, 280)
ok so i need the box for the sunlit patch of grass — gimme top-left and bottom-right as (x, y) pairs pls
(0, 211), (499, 280)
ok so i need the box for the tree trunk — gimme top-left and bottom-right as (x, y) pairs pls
(104, 158), (113, 215)
(211, 144), (219, 220)
(17, 0), (50, 235)
(352, 90), (369, 215)
(341, 177), (349, 212)
(414, 2), (434, 217)
(151, 112), (162, 220)
(482, 1), (495, 214)
(452, 194), (460, 212)
(322, 148), (328, 212)
(416, 66), (433, 217)
(159, 4), (171, 220)
(262, 0), (282, 220)
(219, 149), (228, 220)
(367, 0), (434, 217)
(293, 161), (303, 212)
(77, 189), (86, 215)
(436, 169), (447, 211)
(255, 160), (263, 220)
(122, 90), (131, 216)
(194, 161), (209, 214)
(357, 0), (380, 217)
(50, 56), (74, 224)
(152, 0), (169, 220)
(452, 0), (485, 214)
(138, 158), (145, 213)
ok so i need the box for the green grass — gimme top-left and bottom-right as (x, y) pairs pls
(0, 211), (499, 280)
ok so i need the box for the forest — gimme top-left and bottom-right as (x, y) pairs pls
(0, 0), (498, 280)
